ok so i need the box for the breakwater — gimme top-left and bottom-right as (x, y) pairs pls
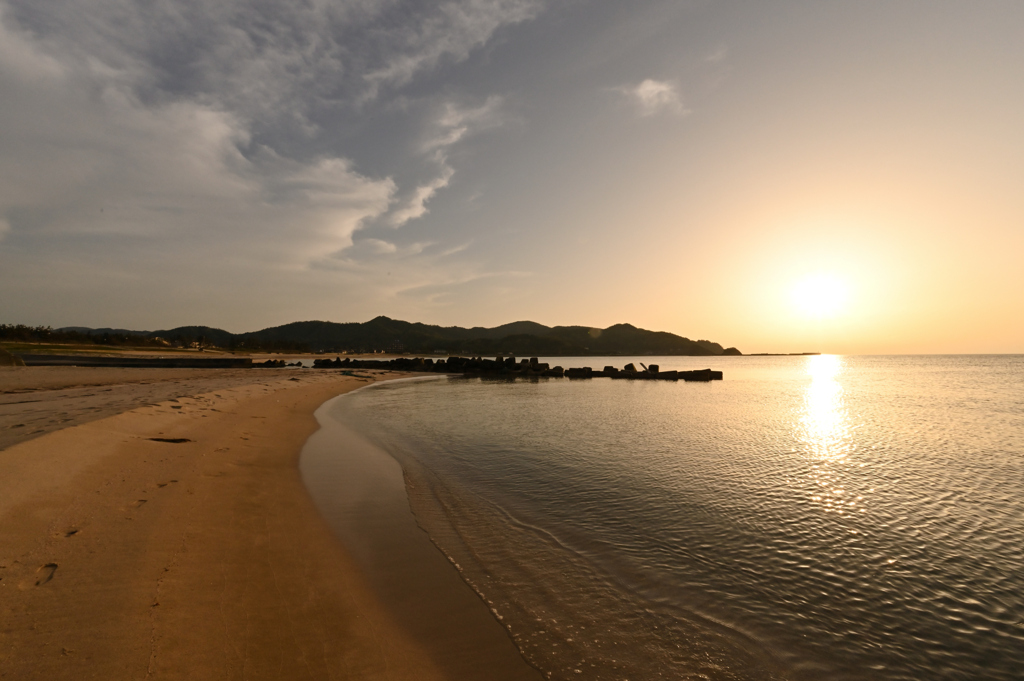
(313, 356), (723, 381)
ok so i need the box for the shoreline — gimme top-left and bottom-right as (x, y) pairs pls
(301, 382), (543, 680)
(0, 367), (497, 679)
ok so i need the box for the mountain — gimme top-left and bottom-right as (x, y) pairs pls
(150, 326), (238, 348)
(235, 317), (729, 355)
(48, 317), (740, 356)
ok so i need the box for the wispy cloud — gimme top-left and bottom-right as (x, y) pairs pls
(394, 268), (534, 302)
(704, 44), (729, 63)
(0, 0), (539, 280)
(3, 0), (541, 132)
(363, 238), (399, 254)
(0, 33), (394, 264)
(438, 241), (473, 257)
(362, 0), (543, 99)
(387, 167), (456, 227)
(425, 96), (507, 152)
(386, 95), (506, 227)
(618, 79), (689, 117)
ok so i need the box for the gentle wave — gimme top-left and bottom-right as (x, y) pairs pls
(330, 355), (1024, 680)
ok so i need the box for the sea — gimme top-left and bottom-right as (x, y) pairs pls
(309, 355), (1024, 681)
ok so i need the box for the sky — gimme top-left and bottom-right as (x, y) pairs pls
(1, 0), (1022, 354)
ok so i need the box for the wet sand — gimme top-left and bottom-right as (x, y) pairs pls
(0, 367), (539, 679)
(303, 385), (542, 681)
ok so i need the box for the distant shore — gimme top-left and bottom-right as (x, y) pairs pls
(0, 366), (528, 679)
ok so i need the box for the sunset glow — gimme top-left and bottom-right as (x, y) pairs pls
(0, 1), (1021, 354)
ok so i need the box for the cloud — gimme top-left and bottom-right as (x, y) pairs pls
(393, 268), (533, 305)
(619, 79), (688, 117)
(0, 35), (394, 265)
(425, 96), (506, 153)
(705, 44), (729, 63)
(3, 0), (541, 130)
(386, 95), (506, 226)
(0, 0), (551, 330)
(387, 167), (456, 227)
(0, 0), (538, 276)
(363, 238), (399, 254)
(362, 0), (543, 98)
(438, 241), (472, 257)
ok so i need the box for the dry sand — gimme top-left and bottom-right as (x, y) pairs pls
(0, 367), (539, 680)
(0, 367), (297, 452)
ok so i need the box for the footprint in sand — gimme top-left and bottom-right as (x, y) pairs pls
(35, 563), (58, 586)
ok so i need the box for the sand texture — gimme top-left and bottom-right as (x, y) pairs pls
(0, 367), (311, 451)
(0, 368), (461, 680)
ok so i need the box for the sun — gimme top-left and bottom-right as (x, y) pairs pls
(791, 273), (849, 318)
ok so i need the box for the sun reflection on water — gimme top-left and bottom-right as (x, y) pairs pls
(797, 355), (861, 515)
(801, 355), (848, 458)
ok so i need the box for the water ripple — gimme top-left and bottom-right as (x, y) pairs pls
(334, 355), (1024, 681)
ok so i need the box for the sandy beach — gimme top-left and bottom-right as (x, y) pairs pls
(0, 366), (538, 680)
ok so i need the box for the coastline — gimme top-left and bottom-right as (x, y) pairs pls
(0, 367), (458, 679)
(301, 382), (543, 680)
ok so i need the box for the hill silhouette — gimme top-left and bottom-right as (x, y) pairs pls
(42, 317), (741, 356)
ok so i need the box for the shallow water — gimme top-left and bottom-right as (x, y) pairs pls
(325, 355), (1024, 680)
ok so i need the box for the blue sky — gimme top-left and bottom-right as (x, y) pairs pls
(1, 0), (1022, 353)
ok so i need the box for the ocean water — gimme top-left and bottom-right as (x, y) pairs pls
(323, 355), (1024, 681)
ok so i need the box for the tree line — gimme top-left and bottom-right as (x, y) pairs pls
(0, 324), (165, 347)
